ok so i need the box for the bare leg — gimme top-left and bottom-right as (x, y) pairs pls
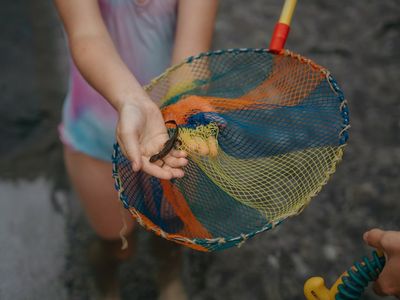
(151, 236), (187, 300)
(64, 146), (134, 240)
(65, 147), (137, 299)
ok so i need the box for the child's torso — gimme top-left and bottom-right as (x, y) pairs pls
(60, 0), (178, 161)
(97, 0), (178, 85)
(67, 0), (178, 119)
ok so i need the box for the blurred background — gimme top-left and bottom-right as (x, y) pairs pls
(0, 0), (399, 299)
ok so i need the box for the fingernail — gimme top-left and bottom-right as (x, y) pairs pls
(363, 232), (369, 240)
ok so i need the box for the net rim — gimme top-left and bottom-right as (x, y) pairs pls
(145, 48), (328, 93)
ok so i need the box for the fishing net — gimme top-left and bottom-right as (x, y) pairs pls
(112, 49), (350, 251)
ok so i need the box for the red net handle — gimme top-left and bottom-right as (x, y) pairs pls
(269, 0), (297, 53)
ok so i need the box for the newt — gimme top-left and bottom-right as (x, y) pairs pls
(149, 120), (180, 165)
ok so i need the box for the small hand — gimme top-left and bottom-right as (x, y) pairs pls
(116, 101), (188, 180)
(363, 228), (400, 298)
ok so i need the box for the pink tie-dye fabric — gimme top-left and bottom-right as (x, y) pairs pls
(59, 0), (178, 161)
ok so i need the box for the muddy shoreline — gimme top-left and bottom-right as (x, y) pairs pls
(1, 1), (399, 299)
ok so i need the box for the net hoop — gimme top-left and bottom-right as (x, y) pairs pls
(112, 49), (350, 251)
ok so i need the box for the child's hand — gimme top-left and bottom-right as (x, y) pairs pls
(116, 101), (188, 180)
(363, 229), (400, 298)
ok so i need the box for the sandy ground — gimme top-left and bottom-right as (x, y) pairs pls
(0, 0), (399, 299)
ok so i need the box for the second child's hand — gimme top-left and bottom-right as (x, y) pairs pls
(116, 101), (187, 180)
(364, 229), (400, 298)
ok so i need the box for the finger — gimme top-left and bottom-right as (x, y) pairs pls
(143, 138), (168, 158)
(151, 159), (165, 168)
(117, 136), (129, 158)
(363, 228), (386, 251)
(163, 164), (185, 178)
(148, 154), (187, 168)
(171, 168), (184, 178)
(142, 159), (174, 180)
(380, 231), (400, 255)
(117, 135), (142, 170)
(119, 130), (142, 171)
(142, 158), (185, 179)
(163, 155), (188, 168)
(169, 149), (187, 158)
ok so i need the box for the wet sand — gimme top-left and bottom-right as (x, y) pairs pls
(0, 0), (399, 299)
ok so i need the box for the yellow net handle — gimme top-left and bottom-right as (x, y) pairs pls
(279, 0), (297, 25)
(304, 250), (385, 300)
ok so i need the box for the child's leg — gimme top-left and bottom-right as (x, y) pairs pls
(151, 236), (187, 300)
(64, 147), (134, 240)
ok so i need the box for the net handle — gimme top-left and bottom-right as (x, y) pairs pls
(269, 0), (297, 53)
(303, 250), (385, 300)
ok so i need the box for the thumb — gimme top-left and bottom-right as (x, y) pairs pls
(118, 129), (142, 171)
(363, 228), (386, 251)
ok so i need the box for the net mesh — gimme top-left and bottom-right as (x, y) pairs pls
(112, 49), (349, 251)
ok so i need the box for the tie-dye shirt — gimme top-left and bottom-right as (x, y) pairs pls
(59, 0), (178, 161)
